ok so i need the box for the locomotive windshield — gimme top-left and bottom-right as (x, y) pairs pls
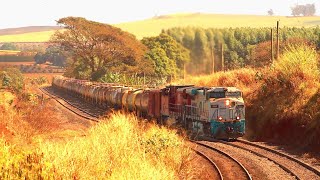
(207, 91), (242, 99)
(207, 92), (225, 98)
(225, 91), (242, 98)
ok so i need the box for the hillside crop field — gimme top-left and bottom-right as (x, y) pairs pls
(0, 30), (56, 42)
(0, 14), (319, 41)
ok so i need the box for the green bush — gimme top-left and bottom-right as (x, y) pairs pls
(0, 68), (24, 92)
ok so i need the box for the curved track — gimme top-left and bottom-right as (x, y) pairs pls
(193, 141), (252, 180)
(191, 148), (223, 180)
(216, 139), (320, 179)
(236, 139), (320, 176)
(39, 87), (100, 122)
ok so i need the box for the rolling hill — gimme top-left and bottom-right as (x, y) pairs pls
(0, 13), (319, 42)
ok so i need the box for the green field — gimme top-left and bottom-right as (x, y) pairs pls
(0, 13), (319, 41)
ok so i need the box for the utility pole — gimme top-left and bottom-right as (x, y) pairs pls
(143, 72), (145, 87)
(276, 20), (280, 60)
(183, 63), (186, 81)
(271, 28), (274, 62)
(221, 43), (224, 71)
(211, 44), (215, 74)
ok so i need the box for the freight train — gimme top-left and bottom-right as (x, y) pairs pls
(52, 75), (246, 139)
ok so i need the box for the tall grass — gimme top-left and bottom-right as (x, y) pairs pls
(0, 111), (191, 179)
(39, 113), (190, 179)
(273, 45), (319, 83)
(177, 68), (257, 95)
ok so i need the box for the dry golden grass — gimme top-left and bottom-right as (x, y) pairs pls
(177, 68), (258, 96)
(0, 110), (192, 179)
(24, 73), (63, 84)
(35, 113), (191, 179)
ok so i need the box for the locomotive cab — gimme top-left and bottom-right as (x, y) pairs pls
(206, 87), (245, 139)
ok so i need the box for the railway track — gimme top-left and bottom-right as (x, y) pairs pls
(214, 139), (320, 180)
(39, 87), (101, 122)
(191, 148), (223, 180)
(192, 140), (252, 180)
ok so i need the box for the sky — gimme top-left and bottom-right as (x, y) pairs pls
(1, 0), (319, 29)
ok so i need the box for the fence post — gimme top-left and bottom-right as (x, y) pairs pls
(276, 20), (280, 60)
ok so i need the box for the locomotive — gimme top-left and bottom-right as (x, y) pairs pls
(52, 76), (245, 139)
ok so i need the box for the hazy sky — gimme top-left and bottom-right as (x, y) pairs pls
(1, 0), (319, 29)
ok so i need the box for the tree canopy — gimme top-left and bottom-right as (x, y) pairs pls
(51, 17), (148, 80)
(141, 33), (190, 80)
(291, 4), (316, 16)
(34, 45), (66, 67)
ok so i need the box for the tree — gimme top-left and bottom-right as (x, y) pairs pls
(291, 4), (316, 16)
(34, 52), (46, 64)
(51, 17), (147, 80)
(141, 33), (190, 79)
(193, 29), (207, 66)
(0, 43), (17, 50)
(305, 4), (316, 16)
(34, 45), (67, 66)
(268, 9), (274, 16)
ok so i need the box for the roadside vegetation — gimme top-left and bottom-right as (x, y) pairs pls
(181, 44), (320, 151)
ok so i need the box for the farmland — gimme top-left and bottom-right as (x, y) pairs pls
(0, 30), (56, 42)
(0, 13), (319, 42)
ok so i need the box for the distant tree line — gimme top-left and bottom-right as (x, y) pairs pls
(291, 4), (316, 16)
(34, 45), (66, 67)
(164, 27), (320, 73)
(0, 43), (18, 50)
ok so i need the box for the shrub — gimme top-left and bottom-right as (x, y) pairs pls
(0, 68), (24, 92)
(273, 45), (319, 81)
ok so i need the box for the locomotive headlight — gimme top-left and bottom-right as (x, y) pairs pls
(218, 116), (223, 121)
(225, 100), (230, 106)
(236, 116), (240, 120)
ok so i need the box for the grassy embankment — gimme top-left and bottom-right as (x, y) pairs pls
(180, 45), (320, 151)
(0, 14), (319, 42)
(0, 75), (192, 179)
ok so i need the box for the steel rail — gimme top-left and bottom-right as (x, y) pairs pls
(236, 139), (320, 176)
(39, 87), (99, 122)
(191, 148), (224, 180)
(193, 141), (252, 180)
(217, 140), (301, 180)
